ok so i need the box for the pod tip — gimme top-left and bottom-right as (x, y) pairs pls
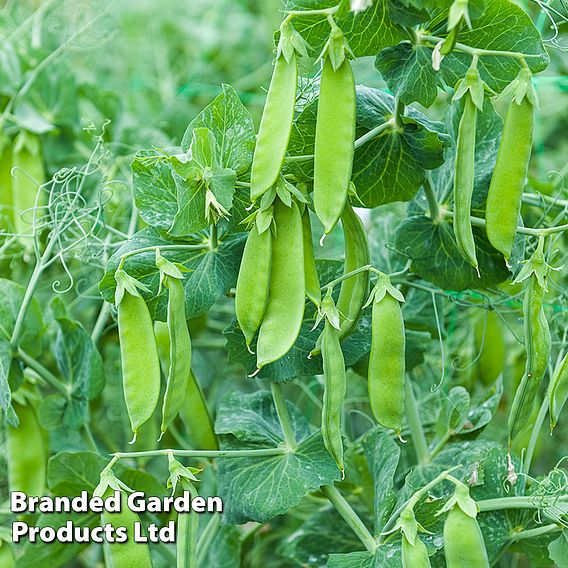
(128, 432), (138, 445)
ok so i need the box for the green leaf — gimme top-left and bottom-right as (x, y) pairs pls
(202, 525), (242, 568)
(47, 451), (108, 496)
(327, 546), (402, 567)
(215, 391), (340, 523)
(283, 0), (403, 57)
(99, 227), (246, 320)
(181, 84), (255, 176)
(438, 0), (549, 92)
(363, 429), (400, 533)
(549, 531), (568, 568)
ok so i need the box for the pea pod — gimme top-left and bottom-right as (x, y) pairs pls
(368, 288), (405, 435)
(474, 310), (505, 386)
(402, 534), (431, 568)
(6, 401), (46, 495)
(101, 490), (153, 568)
(12, 131), (45, 244)
(508, 274), (550, 444)
(180, 369), (219, 450)
(548, 352), (568, 432)
(235, 224), (272, 348)
(257, 199), (305, 368)
(177, 480), (198, 568)
(443, 506), (489, 567)
(250, 52), (297, 202)
(118, 291), (161, 443)
(321, 319), (346, 472)
(313, 57), (356, 236)
(453, 91), (478, 270)
(160, 276), (192, 437)
(302, 209), (321, 306)
(486, 94), (534, 259)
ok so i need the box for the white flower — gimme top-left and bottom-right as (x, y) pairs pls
(351, 0), (373, 14)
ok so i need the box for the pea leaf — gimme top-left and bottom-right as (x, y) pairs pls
(549, 531), (568, 568)
(283, 0), (403, 57)
(202, 526), (242, 568)
(327, 546), (402, 567)
(216, 391), (341, 523)
(99, 227), (246, 320)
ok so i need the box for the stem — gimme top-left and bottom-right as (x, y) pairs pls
(112, 447), (287, 459)
(443, 210), (568, 237)
(91, 301), (111, 344)
(477, 495), (568, 512)
(405, 380), (429, 464)
(209, 224), (218, 249)
(271, 383), (297, 449)
(322, 265), (373, 291)
(419, 34), (545, 60)
(394, 98), (405, 129)
(322, 485), (376, 552)
(423, 173), (440, 222)
(120, 243), (208, 262)
(509, 524), (561, 542)
(17, 349), (68, 396)
(196, 514), (221, 566)
(285, 5), (340, 17)
(428, 430), (453, 462)
(522, 398), (548, 475)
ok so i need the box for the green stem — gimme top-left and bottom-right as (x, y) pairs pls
(322, 485), (377, 552)
(322, 265), (373, 291)
(91, 301), (111, 344)
(120, 243), (208, 262)
(405, 380), (430, 464)
(17, 349), (68, 396)
(394, 98), (405, 129)
(196, 514), (221, 566)
(443, 210), (568, 236)
(285, 5), (340, 17)
(477, 495), (568, 512)
(423, 173), (440, 222)
(209, 224), (219, 249)
(522, 398), (548, 475)
(428, 429), (453, 462)
(420, 34), (545, 60)
(509, 524), (561, 542)
(112, 447), (287, 459)
(271, 383), (297, 449)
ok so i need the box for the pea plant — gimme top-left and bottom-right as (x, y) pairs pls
(1, 0), (568, 567)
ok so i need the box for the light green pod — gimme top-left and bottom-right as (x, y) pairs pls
(321, 320), (346, 472)
(443, 506), (489, 567)
(177, 480), (198, 568)
(453, 92), (478, 269)
(235, 224), (272, 348)
(180, 369), (219, 451)
(474, 310), (505, 386)
(7, 401), (46, 496)
(486, 98), (534, 259)
(12, 131), (45, 244)
(250, 52), (297, 201)
(118, 291), (161, 442)
(302, 209), (321, 306)
(368, 292), (405, 434)
(314, 57), (356, 235)
(548, 352), (568, 432)
(257, 199), (305, 368)
(101, 491), (153, 568)
(160, 276), (192, 437)
(402, 534), (431, 568)
(508, 276), (550, 444)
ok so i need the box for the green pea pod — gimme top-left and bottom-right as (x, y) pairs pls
(486, 97), (534, 259)
(250, 52), (297, 201)
(101, 491), (153, 568)
(402, 534), (431, 568)
(160, 276), (192, 438)
(235, 224), (272, 348)
(257, 199), (305, 368)
(474, 310), (505, 386)
(310, 205), (370, 357)
(314, 57), (356, 236)
(508, 275), (550, 444)
(12, 131), (45, 245)
(368, 291), (405, 434)
(118, 291), (161, 443)
(453, 92), (478, 270)
(548, 352), (568, 432)
(321, 320), (346, 473)
(302, 210), (321, 307)
(7, 401), (46, 495)
(180, 369), (219, 450)
(177, 480), (198, 568)
(0, 135), (13, 231)
(440, 20), (462, 56)
(443, 506), (489, 567)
